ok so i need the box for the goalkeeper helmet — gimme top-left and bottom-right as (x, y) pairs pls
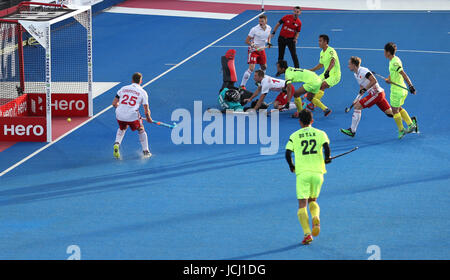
(225, 89), (241, 102)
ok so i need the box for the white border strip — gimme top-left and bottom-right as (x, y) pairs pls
(0, 11), (264, 178)
(210, 45), (450, 54)
(106, 7), (237, 20)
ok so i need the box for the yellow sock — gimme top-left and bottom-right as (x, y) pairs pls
(297, 207), (311, 236)
(311, 90), (327, 111)
(309, 201), (320, 219)
(393, 113), (404, 131)
(312, 97), (328, 111)
(294, 97), (303, 112)
(400, 109), (412, 126)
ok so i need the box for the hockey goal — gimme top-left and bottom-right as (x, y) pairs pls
(0, 1), (93, 142)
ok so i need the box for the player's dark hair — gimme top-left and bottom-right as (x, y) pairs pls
(259, 15), (267, 20)
(277, 60), (288, 70)
(350, 56), (361, 67)
(294, 6), (301, 10)
(384, 42), (397, 55)
(132, 72), (142, 84)
(299, 109), (313, 126)
(255, 69), (265, 78)
(319, 34), (329, 44)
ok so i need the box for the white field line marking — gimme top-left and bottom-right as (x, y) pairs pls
(0, 12), (264, 178)
(210, 45), (450, 54)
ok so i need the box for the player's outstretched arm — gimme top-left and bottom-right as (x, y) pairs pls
(309, 63), (323, 72)
(285, 149), (295, 173)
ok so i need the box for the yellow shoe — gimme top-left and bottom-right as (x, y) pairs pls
(312, 216), (320, 237)
(113, 143), (120, 159)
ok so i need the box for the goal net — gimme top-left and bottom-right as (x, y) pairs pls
(0, 2), (92, 142)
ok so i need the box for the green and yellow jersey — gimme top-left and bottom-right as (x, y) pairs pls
(389, 56), (407, 93)
(319, 46), (341, 78)
(285, 67), (322, 94)
(285, 126), (329, 175)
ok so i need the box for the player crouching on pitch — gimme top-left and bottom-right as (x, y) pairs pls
(340, 56), (394, 137)
(285, 110), (331, 245)
(112, 72), (152, 159)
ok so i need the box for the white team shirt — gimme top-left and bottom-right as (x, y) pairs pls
(248, 24), (272, 48)
(354, 66), (384, 95)
(115, 83), (149, 122)
(260, 76), (286, 95)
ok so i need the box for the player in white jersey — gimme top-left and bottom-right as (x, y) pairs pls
(240, 14), (272, 89)
(340, 56), (393, 137)
(112, 72), (153, 158)
(243, 69), (294, 110)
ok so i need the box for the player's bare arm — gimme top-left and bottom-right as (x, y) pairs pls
(309, 63), (323, 72)
(253, 93), (267, 110)
(244, 86), (261, 104)
(270, 22), (281, 39)
(112, 96), (119, 108)
(143, 104), (152, 123)
(400, 70), (416, 94)
(285, 149), (295, 173)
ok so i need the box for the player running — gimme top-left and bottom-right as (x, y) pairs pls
(243, 69), (294, 111)
(384, 42), (418, 139)
(307, 34), (341, 117)
(340, 56), (394, 137)
(112, 72), (152, 159)
(285, 110), (331, 245)
(276, 60), (322, 118)
(239, 14), (272, 89)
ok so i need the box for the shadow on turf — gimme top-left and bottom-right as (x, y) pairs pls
(223, 243), (302, 260)
(0, 151), (284, 206)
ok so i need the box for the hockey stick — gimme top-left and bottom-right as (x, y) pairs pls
(371, 71), (410, 91)
(330, 147), (358, 160)
(253, 42), (273, 52)
(152, 120), (177, 129)
(345, 94), (363, 113)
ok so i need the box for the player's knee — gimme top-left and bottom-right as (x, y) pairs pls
(320, 82), (329, 90)
(354, 103), (363, 110)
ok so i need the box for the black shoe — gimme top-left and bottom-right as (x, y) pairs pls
(324, 108), (332, 117)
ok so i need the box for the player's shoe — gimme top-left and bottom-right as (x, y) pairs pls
(312, 216), (320, 237)
(302, 234), (313, 245)
(143, 150), (152, 158)
(398, 129), (407, 139)
(291, 111), (300, 118)
(306, 103), (315, 111)
(340, 128), (355, 138)
(113, 143), (120, 159)
(324, 108), (332, 117)
(407, 116), (418, 133)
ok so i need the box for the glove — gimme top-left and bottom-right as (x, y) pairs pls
(284, 102), (290, 109)
(359, 88), (367, 95)
(325, 157), (332, 164)
(324, 70), (330, 79)
(409, 85), (416, 94)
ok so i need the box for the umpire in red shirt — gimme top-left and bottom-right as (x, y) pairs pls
(271, 6), (302, 68)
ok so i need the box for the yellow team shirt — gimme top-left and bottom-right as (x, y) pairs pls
(319, 46), (341, 78)
(285, 126), (330, 175)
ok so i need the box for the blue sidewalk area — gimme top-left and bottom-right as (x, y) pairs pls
(0, 10), (448, 259)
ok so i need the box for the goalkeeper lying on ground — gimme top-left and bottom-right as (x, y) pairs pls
(217, 87), (268, 112)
